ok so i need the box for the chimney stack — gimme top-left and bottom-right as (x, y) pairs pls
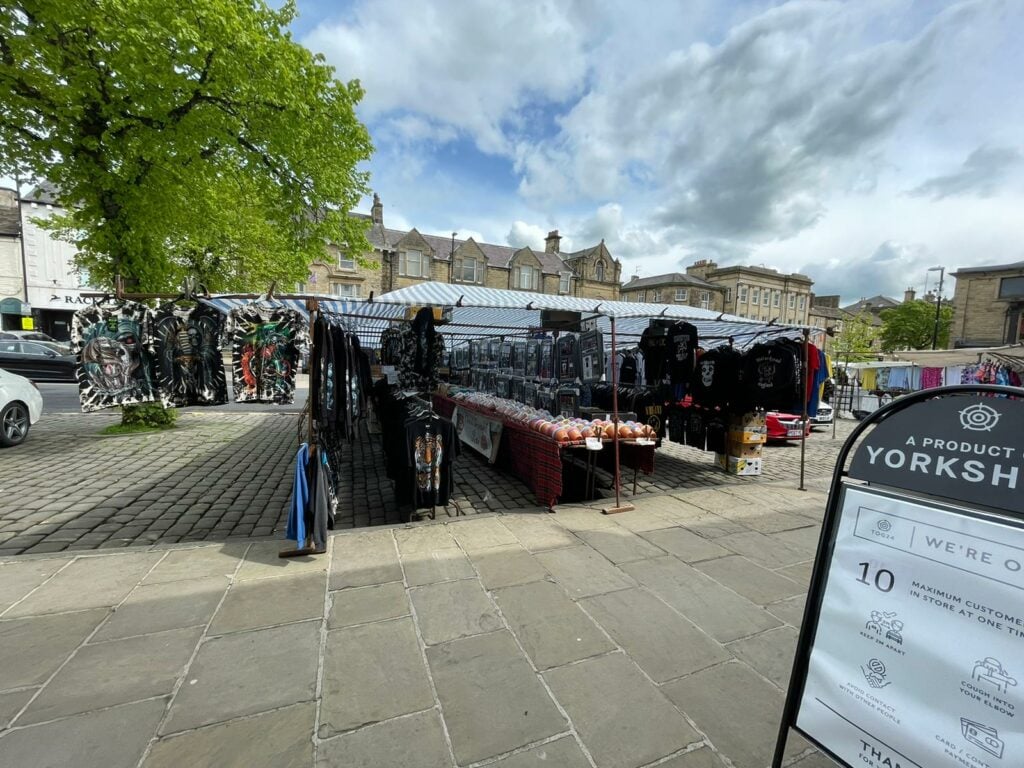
(903, 287), (916, 303)
(544, 229), (561, 254)
(371, 193), (383, 225)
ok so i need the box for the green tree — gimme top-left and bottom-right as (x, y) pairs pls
(879, 300), (953, 352)
(833, 312), (878, 363)
(1, 0), (373, 292)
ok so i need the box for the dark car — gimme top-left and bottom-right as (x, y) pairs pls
(0, 340), (77, 383)
(0, 330), (72, 353)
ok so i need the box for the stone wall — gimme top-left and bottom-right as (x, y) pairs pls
(952, 268), (1024, 346)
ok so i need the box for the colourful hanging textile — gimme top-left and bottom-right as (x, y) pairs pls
(861, 368), (877, 390)
(920, 367), (943, 389)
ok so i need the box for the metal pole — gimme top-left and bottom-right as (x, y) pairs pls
(602, 316), (633, 514)
(931, 267), (944, 349)
(799, 328), (809, 491)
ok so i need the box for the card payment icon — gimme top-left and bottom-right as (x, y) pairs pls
(961, 718), (1004, 759)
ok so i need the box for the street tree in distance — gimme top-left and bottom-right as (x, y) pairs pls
(880, 300), (953, 352)
(833, 312), (878, 363)
(1, 0), (373, 293)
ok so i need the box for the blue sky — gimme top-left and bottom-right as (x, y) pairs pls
(298, 0), (1024, 302)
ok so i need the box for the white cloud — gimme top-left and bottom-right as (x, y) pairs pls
(303, 0), (591, 154)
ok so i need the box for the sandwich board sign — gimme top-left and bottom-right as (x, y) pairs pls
(774, 385), (1024, 768)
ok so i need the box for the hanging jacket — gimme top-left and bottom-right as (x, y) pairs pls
(285, 443), (310, 546)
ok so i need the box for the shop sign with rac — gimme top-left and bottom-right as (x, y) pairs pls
(849, 397), (1020, 515)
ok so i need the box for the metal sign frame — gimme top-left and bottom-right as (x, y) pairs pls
(773, 384), (1024, 768)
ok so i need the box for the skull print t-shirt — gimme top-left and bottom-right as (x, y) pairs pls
(230, 305), (308, 404)
(73, 302), (162, 412)
(689, 346), (742, 409)
(153, 303), (228, 407)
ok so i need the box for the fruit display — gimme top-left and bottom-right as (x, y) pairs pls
(450, 390), (655, 446)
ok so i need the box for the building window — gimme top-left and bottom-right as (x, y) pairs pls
(595, 260), (605, 281)
(787, 293), (795, 309)
(399, 249), (429, 277)
(513, 265), (540, 291)
(637, 291), (646, 302)
(454, 257), (480, 283)
(559, 273), (571, 293)
(738, 285), (748, 303)
(762, 290), (770, 306)
(700, 291), (711, 309)
(652, 290), (661, 302)
(725, 287), (732, 303)
(798, 295), (805, 310)
(331, 283), (359, 298)
(338, 252), (355, 270)
(999, 276), (1024, 298)
(751, 287), (760, 305)
(295, 282), (307, 294)
(675, 288), (688, 302)
(772, 290), (781, 307)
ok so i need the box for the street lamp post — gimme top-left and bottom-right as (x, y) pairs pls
(927, 266), (945, 350)
(449, 232), (457, 283)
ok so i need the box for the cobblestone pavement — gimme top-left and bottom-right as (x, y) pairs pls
(0, 411), (855, 556)
(0, 486), (834, 768)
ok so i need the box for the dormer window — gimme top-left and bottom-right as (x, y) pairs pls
(513, 265), (540, 291)
(399, 248), (429, 278)
(454, 256), (480, 283)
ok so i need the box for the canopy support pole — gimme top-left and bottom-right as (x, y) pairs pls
(603, 316), (634, 515)
(799, 328), (809, 492)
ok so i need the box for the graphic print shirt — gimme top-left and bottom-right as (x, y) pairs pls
(405, 417), (458, 507)
(152, 303), (228, 407)
(73, 302), (162, 412)
(230, 305), (308, 403)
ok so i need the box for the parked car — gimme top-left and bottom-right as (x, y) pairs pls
(766, 412), (812, 442)
(810, 402), (833, 427)
(0, 330), (72, 353)
(0, 340), (77, 382)
(0, 368), (43, 446)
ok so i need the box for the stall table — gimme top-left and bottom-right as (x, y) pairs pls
(433, 393), (655, 510)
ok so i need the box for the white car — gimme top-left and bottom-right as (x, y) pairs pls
(811, 402), (834, 426)
(0, 368), (43, 446)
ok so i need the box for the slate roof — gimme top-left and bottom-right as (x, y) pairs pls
(22, 181), (61, 206)
(842, 295), (900, 314)
(621, 272), (723, 292)
(366, 224), (571, 276)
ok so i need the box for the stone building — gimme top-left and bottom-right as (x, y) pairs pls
(303, 195), (622, 300)
(950, 260), (1024, 347)
(684, 260), (814, 325)
(619, 272), (726, 312)
(0, 188), (26, 331)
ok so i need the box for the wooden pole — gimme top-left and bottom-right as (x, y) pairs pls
(799, 328), (809, 492)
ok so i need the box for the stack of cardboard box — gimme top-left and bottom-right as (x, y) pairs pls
(715, 411), (766, 476)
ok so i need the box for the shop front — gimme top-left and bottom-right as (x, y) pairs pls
(0, 297), (33, 331)
(25, 287), (93, 340)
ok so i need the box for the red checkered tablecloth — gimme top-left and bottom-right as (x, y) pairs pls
(433, 394), (654, 508)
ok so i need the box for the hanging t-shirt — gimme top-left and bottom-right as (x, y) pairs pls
(398, 308), (445, 393)
(619, 354), (638, 386)
(405, 416), (458, 508)
(73, 301), (162, 412)
(638, 325), (669, 384)
(557, 335), (580, 382)
(667, 321), (698, 389)
(152, 303), (228, 407)
(742, 341), (799, 410)
(230, 304), (308, 403)
(380, 327), (404, 366)
(689, 346), (742, 409)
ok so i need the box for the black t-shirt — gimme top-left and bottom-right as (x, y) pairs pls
(633, 389), (666, 439)
(405, 417), (458, 508)
(557, 335), (579, 381)
(684, 409), (707, 450)
(742, 341), (799, 410)
(705, 416), (727, 454)
(667, 322), (698, 388)
(638, 325), (669, 384)
(152, 303), (228, 407)
(619, 354), (638, 386)
(689, 346), (742, 409)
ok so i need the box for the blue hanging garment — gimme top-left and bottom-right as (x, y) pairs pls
(285, 443), (310, 546)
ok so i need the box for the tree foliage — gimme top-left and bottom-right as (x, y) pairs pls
(1, 0), (373, 292)
(880, 300), (953, 352)
(833, 312), (879, 363)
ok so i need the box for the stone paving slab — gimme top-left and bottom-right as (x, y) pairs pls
(488, 735), (591, 767)
(427, 630), (567, 765)
(327, 582), (409, 629)
(694, 555), (805, 605)
(581, 588), (731, 683)
(544, 652), (701, 768)
(534, 545), (636, 598)
(143, 702), (315, 768)
(493, 580), (614, 670)
(93, 576), (227, 641)
(319, 617), (434, 737)
(469, 544), (548, 589)
(409, 579), (503, 646)
(316, 709), (450, 768)
(0, 608), (108, 690)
